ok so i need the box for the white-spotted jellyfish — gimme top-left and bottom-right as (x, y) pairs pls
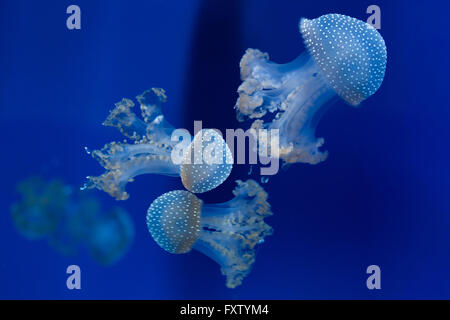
(84, 88), (233, 200)
(235, 13), (387, 165)
(146, 179), (273, 288)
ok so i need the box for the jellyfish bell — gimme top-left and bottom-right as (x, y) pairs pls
(236, 13), (387, 165)
(146, 180), (273, 288)
(300, 14), (386, 106)
(147, 190), (202, 254)
(84, 89), (233, 200)
(180, 129), (233, 193)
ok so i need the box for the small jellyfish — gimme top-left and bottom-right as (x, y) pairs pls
(235, 14), (387, 165)
(146, 179), (273, 288)
(84, 88), (233, 200)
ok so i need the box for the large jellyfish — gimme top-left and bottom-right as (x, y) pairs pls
(146, 179), (273, 288)
(235, 14), (387, 165)
(11, 176), (134, 266)
(84, 88), (233, 200)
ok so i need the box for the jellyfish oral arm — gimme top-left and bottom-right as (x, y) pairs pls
(236, 49), (338, 165)
(193, 180), (273, 288)
(85, 142), (180, 200)
(84, 89), (184, 200)
(192, 204), (261, 289)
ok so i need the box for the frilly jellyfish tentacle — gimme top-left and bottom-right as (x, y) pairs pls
(146, 179), (272, 288)
(236, 14), (387, 165)
(84, 88), (179, 200)
(237, 49), (337, 164)
(194, 179), (273, 288)
(85, 88), (233, 200)
(86, 141), (180, 201)
(103, 88), (175, 144)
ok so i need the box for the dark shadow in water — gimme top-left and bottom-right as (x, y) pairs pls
(177, 0), (247, 298)
(182, 0), (244, 131)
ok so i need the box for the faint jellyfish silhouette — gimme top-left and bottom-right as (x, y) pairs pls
(11, 176), (134, 265)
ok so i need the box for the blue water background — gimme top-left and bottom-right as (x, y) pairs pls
(1, 0), (449, 299)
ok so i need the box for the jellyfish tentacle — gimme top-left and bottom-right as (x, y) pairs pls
(102, 98), (147, 142)
(236, 48), (286, 121)
(195, 180), (273, 288)
(85, 151), (179, 201)
(238, 48), (337, 164)
(136, 88), (176, 147)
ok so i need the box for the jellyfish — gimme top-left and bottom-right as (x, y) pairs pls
(84, 88), (233, 200)
(235, 13), (387, 165)
(11, 176), (134, 265)
(146, 179), (273, 288)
